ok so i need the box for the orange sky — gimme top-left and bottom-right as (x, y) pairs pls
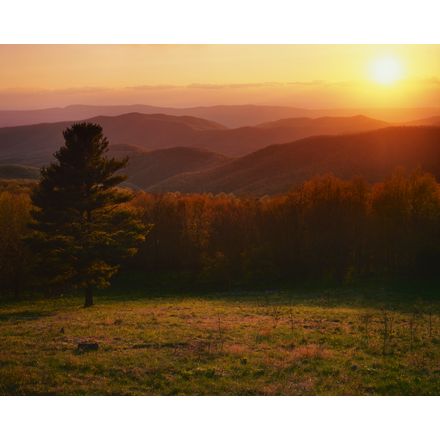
(0, 45), (438, 109)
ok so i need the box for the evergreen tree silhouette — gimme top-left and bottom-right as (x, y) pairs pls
(29, 123), (146, 306)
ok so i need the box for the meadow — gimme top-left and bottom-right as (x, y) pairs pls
(1, 286), (439, 395)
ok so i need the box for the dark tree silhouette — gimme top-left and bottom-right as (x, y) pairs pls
(29, 123), (147, 306)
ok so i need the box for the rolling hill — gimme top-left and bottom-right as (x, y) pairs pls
(150, 126), (440, 195)
(0, 113), (392, 163)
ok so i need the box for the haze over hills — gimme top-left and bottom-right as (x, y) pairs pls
(0, 112), (392, 163)
(151, 126), (440, 195)
(1, 104), (439, 128)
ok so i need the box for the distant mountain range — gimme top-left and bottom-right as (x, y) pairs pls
(0, 110), (439, 195)
(1, 104), (439, 128)
(0, 112), (392, 163)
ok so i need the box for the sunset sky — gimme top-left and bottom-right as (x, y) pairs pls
(0, 45), (438, 109)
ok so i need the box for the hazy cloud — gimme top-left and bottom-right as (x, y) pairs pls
(187, 82), (285, 89)
(125, 84), (180, 91)
(0, 77), (438, 111)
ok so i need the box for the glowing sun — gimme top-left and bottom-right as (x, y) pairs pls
(370, 56), (404, 85)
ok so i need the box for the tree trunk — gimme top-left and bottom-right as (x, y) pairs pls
(84, 284), (94, 307)
(13, 276), (21, 301)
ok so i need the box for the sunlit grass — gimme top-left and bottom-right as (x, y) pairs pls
(0, 288), (439, 395)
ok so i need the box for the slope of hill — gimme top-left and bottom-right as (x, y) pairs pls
(123, 147), (231, 190)
(0, 113), (391, 163)
(151, 127), (440, 195)
(0, 164), (40, 180)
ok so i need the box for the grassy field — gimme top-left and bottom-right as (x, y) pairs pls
(0, 287), (439, 395)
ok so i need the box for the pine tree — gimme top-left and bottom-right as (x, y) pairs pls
(29, 122), (147, 306)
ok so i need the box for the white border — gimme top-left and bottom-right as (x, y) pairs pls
(2, 0), (440, 43)
(0, 396), (439, 439)
(1, 1), (439, 438)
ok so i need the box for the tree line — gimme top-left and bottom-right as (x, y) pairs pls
(0, 123), (439, 304)
(128, 169), (440, 287)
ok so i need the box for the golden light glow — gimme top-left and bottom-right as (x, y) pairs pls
(0, 45), (438, 110)
(370, 56), (404, 85)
